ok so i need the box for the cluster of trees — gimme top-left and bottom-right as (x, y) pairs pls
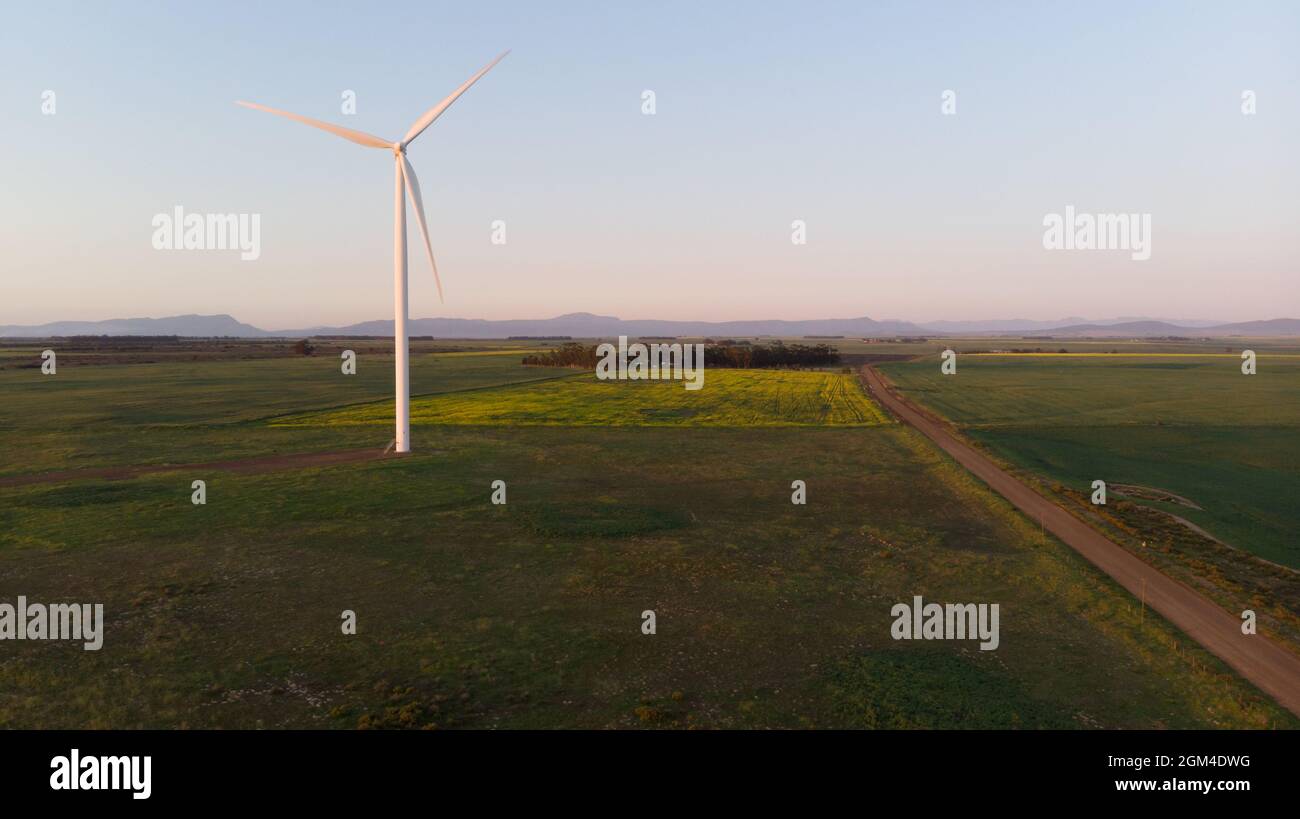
(703, 340), (839, 368)
(521, 342), (601, 368)
(521, 340), (840, 369)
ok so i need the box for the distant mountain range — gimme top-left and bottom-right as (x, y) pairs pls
(921, 316), (1230, 333)
(283, 313), (931, 339)
(3, 312), (1298, 338)
(1012, 318), (1300, 338)
(0, 314), (269, 338)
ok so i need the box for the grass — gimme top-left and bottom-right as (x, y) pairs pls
(0, 344), (1295, 728)
(819, 649), (1078, 729)
(275, 369), (890, 428)
(3, 424), (1293, 729)
(0, 349), (573, 476)
(879, 354), (1300, 428)
(877, 354), (1300, 568)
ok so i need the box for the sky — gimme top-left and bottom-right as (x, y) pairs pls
(1, 0), (1297, 328)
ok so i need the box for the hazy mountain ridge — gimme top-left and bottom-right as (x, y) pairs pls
(1001, 318), (1300, 338)
(0, 314), (270, 338)
(922, 316), (1229, 333)
(2, 312), (1298, 338)
(283, 312), (932, 339)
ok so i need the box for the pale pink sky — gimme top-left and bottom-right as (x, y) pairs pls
(3, 2), (1297, 328)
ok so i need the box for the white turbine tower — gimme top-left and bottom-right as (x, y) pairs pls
(237, 51), (509, 454)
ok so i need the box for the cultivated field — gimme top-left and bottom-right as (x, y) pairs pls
(877, 353), (1300, 567)
(878, 351), (1300, 657)
(0, 341), (1295, 728)
(277, 368), (889, 428)
(0, 346), (572, 477)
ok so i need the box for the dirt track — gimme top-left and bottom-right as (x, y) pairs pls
(862, 365), (1300, 717)
(0, 448), (395, 488)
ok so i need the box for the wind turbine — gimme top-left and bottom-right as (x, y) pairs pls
(237, 51), (509, 454)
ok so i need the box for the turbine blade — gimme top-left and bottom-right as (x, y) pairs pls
(401, 156), (444, 303)
(402, 50), (510, 146)
(235, 101), (393, 149)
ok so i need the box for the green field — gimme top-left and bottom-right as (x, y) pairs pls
(277, 369), (889, 428)
(0, 348), (573, 477)
(0, 345), (1294, 728)
(878, 354), (1300, 569)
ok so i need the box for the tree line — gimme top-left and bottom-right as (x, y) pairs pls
(521, 343), (601, 368)
(703, 341), (839, 368)
(521, 340), (840, 369)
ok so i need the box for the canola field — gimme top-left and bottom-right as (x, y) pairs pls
(274, 369), (890, 428)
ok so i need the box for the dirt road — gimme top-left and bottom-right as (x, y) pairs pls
(862, 365), (1300, 717)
